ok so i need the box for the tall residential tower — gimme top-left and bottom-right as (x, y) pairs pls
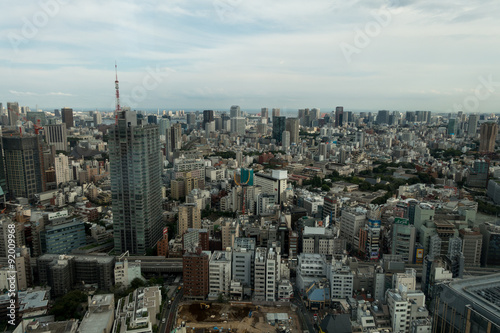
(110, 110), (163, 255)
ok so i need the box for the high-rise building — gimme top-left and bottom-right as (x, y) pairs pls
(447, 117), (457, 136)
(282, 131), (290, 149)
(178, 203), (201, 236)
(339, 208), (366, 251)
(26, 111), (47, 126)
(44, 124), (68, 152)
(468, 114), (478, 137)
(392, 219), (416, 263)
(479, 122), (498, 152)
(2, 135), (45, 200)
(272, 116), (286, 143)
(467, 159), (489, 188)
(170, 122), (182, 151)
(261, 108), (269, 122)
(203, 110), (214, 127)
(186, 113), (196, 128)
(7, 102), (19, 126)
(61, 107), (73, 129)
(183, 249), (209, 300)
(254, 170), (287, 204)
(335, 106), (343, 127)
(93, 111), (102, 126)
(230, 117), (245, 136)
(110, 110), (163, 255)
(204, 121), (215, 137)
(272, 108), (280, 118)
(285, 118), (299, 145)
(147, 114), (157, 124)
(377, 110), (390, 124)
(458, 228), (482, 267)
(479, 221), (500, 267)
(230, 105), (241, 118)
(54, 153), (72, 185)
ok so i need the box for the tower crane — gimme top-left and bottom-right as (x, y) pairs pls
(233, 169), (251, 215)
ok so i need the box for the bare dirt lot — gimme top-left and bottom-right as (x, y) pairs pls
(176, 302), (301, 332)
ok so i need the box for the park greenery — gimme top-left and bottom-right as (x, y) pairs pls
(49, 290), (87, 321)
(300, 161), (436, 205)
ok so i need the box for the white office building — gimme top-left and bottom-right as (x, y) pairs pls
(54, 153), (72, 185)
(209, 250), (232, 299)
(340, 207), (367, 250)
(328, 259), (353, 299)
(296, 253), (328, 292)
(254, 247), (267, 301)
(265, 247), (281, 301)
(254, 170), (288, 204)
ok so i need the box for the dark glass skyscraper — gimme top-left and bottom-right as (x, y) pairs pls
(61, 107), (74, 129)
(110, 110), (163, 255)
(335, 106), (343, 127)
(203, 110), (214, 127)
(2, 135), (45, 200)
(272, 116), (286, 144)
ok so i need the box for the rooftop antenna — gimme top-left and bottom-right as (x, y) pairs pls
(114, 61), (121, 125)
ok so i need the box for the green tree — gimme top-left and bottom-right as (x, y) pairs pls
(131, 278), (146, 289)
(49, 290), (87, 321)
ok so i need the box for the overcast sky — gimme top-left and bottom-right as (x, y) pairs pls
(2, 0), (500, 114)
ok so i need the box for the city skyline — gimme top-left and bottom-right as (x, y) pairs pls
(2, 0), (500, 112)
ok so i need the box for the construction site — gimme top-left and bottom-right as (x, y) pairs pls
(175, 302), (301, 333)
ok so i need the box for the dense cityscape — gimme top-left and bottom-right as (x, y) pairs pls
(0, 98), (498, 333)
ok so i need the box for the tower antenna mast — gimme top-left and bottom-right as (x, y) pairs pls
(115, 62), (121, 125)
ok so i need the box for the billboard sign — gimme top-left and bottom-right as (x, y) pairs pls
(48, 210), (69, 221)
(394, 218), (409, 226)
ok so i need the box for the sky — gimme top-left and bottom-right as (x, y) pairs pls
(1, 0), (500, 114)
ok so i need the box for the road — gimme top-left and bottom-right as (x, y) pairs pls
(292, 285), (316, 333)
(161, 287), (183, 333)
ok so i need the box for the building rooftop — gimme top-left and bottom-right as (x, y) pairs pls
(210, 250), (231, 262)
(303, 226), (326, 236)
(78, 294), (114, 333)
(18, 290), (49, 312)
(25, 319), (78, 333)
(449, 273), (500, 322)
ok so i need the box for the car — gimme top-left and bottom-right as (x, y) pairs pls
(162, 318), (166, 324)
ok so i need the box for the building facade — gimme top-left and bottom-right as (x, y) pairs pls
(110, 110), (163, 255)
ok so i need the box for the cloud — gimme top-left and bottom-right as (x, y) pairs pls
(48, 92), (74, 96)
(9, 90), (39, 96)
(1, 0), (500, 112)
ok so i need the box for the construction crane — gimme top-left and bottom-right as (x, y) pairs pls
(7, 105), (44, 136)
(114, 62), (121, 125)
(34, 118), (43, 135)
(233, 169), (251, 215)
